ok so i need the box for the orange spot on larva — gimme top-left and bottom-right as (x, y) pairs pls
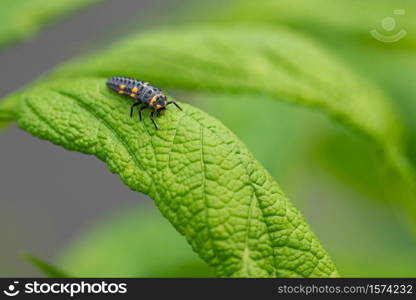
(150, 95), (157, 105)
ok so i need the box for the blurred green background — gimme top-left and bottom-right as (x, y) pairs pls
(0, 0), (415, 277)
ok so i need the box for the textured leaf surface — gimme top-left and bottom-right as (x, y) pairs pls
(6, 78), (338, 277)
(0, 0), (100, 48)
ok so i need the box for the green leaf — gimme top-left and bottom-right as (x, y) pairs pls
(197, 0), (416, 155)
(0, 0), (101, 49)
(0, 0), (413, 278)
(22, 253), (70, 278)
(190, 0), (416, 214)
(5, 76), (337, 277)
(52, 26), (403, 143)
(48, 25), (416, 218)
(1, 24), (413, 277)
(3, 24), (410, 277)
(192, 0), (416, 49)
(59, 205), (214, 277)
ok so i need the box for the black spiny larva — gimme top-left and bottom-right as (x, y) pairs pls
(106, 76), (182, 129)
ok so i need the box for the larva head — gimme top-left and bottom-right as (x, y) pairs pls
(150, 94), (168, 111)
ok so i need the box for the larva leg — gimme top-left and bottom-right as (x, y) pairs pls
(150, 109), (159, 130)
(138, 105), (147, 121)
(167, 101), (182, 111)
(130, 102), (141, 117)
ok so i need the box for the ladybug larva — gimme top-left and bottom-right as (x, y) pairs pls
(106, 76), (182, 129)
